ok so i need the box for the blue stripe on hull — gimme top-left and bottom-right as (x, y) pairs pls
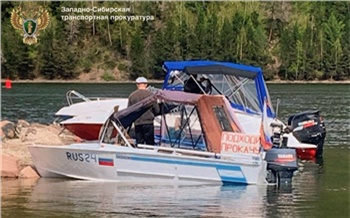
(127, 155), (241, 171)
(220, 176), (247, 184)
(117, 154), (248, 184)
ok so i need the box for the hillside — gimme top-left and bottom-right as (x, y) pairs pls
(1, 1), (350, 81)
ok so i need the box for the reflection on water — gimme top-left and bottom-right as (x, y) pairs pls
(1, 180), (267, 217)
(27, 180), (265, 217)
(1, 160), (328, 218)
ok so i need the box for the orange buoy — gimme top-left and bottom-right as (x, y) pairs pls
(5, 79), (12, 89)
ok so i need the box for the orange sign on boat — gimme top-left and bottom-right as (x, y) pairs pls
(221, 132), (260, 155)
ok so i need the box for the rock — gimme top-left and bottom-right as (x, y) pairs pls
(17, 119), (30, 128)
(16, 119), (30, 139)
(20, 123), (65, 145)
(2, 139), (34, 166)
(1, 120), (16, 140)
(1, 154), (20, 178)
(1, 120), (80, 179)
(74, 136), (83, 143)
(19, 166), (40, 179)
(47, 124), (65, 135)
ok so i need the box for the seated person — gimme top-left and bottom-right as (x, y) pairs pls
(184, 74), (203, 94)
(200, 76), (212, 94)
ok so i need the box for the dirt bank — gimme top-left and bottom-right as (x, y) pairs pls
(1, 120), (79, 178)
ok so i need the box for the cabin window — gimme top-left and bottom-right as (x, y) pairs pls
(101, 120), (118, 144)
(213, 106), (233, 132)
(159, 104), (206, 151)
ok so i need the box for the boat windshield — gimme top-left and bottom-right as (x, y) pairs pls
(157, 104), (207, 151)
(100, 119), (133, 146)
(165, 72), (261, 114)
(100, 120), (121, 144)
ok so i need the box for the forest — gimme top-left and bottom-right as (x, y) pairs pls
(1, 1), (350, 81)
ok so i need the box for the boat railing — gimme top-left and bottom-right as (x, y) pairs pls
(66, 90), (91, 105)
(66, 90), (115, 105)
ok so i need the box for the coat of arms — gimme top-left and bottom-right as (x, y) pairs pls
(11, 6), (50, 45)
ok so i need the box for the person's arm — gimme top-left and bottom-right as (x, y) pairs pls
(127, 93), (134, 107)
(152, 101), (160, 115)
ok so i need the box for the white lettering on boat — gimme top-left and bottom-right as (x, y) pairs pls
(277, 154), (294, 159)
(115, 154), (130, 159)
(66, 152), (97, 163)
(298, 120), (317, 128)
(221, 132), (260, 154)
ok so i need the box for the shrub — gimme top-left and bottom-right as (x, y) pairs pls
(101, 72), (115, 81)
(118, 63), (127, 71)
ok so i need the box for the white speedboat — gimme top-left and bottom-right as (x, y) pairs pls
(55, 90), (128, 140)
(29, 91), (299, 185)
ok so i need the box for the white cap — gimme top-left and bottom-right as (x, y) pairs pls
(170, 70), (181, 77)
(135, 77), (148, 83)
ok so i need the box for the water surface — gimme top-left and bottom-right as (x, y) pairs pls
(1, 83), (349, 217)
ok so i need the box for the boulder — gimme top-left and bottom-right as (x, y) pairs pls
(19, 166), (40, 179)
(15, 119), (30, 139)
(1, 154), (20, 178)
(1, 120), (16, 140)
(19, 123), (65, 145)
(17, 119), (30, 128)
(2, 139), (34, 166)
(2, 121), (78, 167)
(1, 120), (81, 179)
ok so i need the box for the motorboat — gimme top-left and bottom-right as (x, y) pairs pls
(55, 90), (128, 140)
(162, 61), (326, 159)
(53, 61), (325, 159)
(287, 110), (326, 159)
(29, 90), (299, 185)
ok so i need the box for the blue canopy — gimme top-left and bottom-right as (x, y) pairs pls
(163, 61), (262, 75)
(162, 61), (274, 117)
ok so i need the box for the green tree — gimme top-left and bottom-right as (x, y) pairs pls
(1, 1), (350, 81)
(219, 18), (234, 61)
(1, 22), (35, 79)
(129, 29), (146, 79)
(192, 8), (207, 59)
(323, 13), (345, 80)
(244, 11), (269, 67)
(205, 12), (220, 60)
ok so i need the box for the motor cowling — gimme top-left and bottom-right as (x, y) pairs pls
(287, 110), (326, 157)
(265, 148), (298, 185)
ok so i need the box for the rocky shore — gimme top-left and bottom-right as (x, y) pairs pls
(1, 120), (80, 179)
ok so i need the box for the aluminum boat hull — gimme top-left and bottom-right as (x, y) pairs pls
(28, 143), (267, 185)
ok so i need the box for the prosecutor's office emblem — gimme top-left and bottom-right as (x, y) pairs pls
(11, 6), (50, 45)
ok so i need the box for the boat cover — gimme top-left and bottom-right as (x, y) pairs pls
(113, 90), (243, 153)
(184, 65), (257, 79)
(114, 90), (201, 128)
(162, 61), (275, 117)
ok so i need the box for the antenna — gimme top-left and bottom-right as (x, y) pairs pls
(275, 99), (281, 118)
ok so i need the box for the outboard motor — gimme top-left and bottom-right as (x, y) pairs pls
(287, 110), (326, 157)
(265, 148), (298, 186)
(264, 120), (298, 186)
(270, 121), (285, 147)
